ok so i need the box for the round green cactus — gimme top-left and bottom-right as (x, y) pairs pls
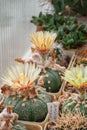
(62, 66), (87, 117)
(1, 63), (52, 122)
(40, 68), (62, 93)
(13, 121), (27, 130)
(62, 94), (87, 117)
(4, 86), (51, 122)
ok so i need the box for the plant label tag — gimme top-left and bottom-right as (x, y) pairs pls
(47, 102), (60, 121)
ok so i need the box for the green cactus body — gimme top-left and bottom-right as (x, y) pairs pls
(40, 68), (62, 93)
(62, 94), (87, 117)
(13, 121), (27, 130)
(4, 86), (51, 122)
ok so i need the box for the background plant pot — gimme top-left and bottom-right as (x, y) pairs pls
(63, 48), (76, 57)
(36, 24), (43, 31)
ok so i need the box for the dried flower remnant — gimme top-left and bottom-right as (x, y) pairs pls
(0, 106), (18, 130)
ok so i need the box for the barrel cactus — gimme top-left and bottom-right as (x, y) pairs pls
(62, 93), (87, 116)
(1, 63), (52, 122)
(29, 31), (63, 93)
(39, 68), (62, 93)
(62, 66), (87, 116)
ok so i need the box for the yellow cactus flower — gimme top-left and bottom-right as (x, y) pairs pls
(63, 66), (87, 90)
(1, 63), (41, 91)
(30, 31), (57, 53)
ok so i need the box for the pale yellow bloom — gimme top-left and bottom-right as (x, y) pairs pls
(30, 31), (57, 53)
(1, 63), (41, 90)
(63, 66), (87, 90)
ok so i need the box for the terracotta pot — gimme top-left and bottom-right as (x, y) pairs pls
(36, 25), (43, 31)
(63, 48), (76, 57)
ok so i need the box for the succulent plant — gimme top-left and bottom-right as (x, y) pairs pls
(29, 31), (62, 93)
(65, 0), (87, 16)
(52, 0), (87, 16)
(61, 30), (87, 49)
(39, 68), (62, 93)
(1, 63), (52, 122)
(62, 66), (87, 116)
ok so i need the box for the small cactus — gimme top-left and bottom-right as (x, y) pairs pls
(62, 66), (87, 116)
(1, 63), (52, 122)
(38, 68), (62, 93)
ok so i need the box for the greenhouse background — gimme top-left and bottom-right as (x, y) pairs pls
(0, 0), (41, 85)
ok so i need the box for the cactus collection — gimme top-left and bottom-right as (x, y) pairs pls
(0, 1), (87, 129)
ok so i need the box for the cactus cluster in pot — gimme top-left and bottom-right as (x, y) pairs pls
(62, 66), (87, 116)
(1, 62), (52, 122)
